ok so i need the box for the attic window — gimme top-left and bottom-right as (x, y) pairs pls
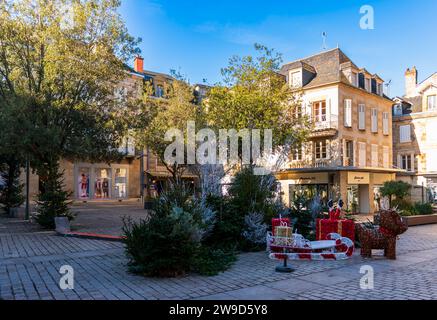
(428, 95), (437, 111)
(290, 71), (302, 88)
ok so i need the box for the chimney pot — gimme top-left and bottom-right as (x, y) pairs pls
(134, 56), (144, 73)
(405, 66), (418, 97)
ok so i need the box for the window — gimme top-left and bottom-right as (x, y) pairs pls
(428, 95), (437, 110)
(358, 142), (366, 167)
(371, 144), (378, 167)
(315, 140), (327, 159)
(378, 83), (383, 96)
(358, 104), (366, 130)
(383, 112), (389, 135)
(383, 146), (389, 168)
(345, 140), (354, 166)
(294, 103), (303, 119)
(344, 99), (352, 127)
(393, 104), (403, 116)
(291, 146), (303, 161)
(365, 78), (371, 92)
(351, 72), (358, 87)
(399, 125), (411, 143)
(312, 101), (327, 122)
(371, 108), (378, 133)
(400, 154), (413, 171)
(290, 71), (302, 88)
(156, 85), (164, 98)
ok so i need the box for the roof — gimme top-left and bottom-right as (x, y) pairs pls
(280, 48), (386, 92)
(124, 64), (174, 81)
(281, 48), (351, 88)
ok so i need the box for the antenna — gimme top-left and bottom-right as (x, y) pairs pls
(385, 79), (392, 97)
(322, 32), (328, 50)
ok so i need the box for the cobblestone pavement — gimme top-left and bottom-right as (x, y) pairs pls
(69, 200), (147, 236)
(1, 215), (437, 300)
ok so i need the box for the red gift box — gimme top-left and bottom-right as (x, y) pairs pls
(316, 219), (355, 242)
(272, 218), (290, 236)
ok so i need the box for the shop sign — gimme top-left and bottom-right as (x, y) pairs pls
(278, 172), (329, 184)
(348, 172), (370, 184)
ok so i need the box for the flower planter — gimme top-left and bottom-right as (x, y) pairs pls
(403, 214), (437, 227)
(55, 216), (71, 234)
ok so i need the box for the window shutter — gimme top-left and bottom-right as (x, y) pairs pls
(358, 104), (365, 130)
(400, 125), (411, 143)
(344, 99), (352, 127)
(383, 112), (389, 135)
(371, 109), (378, 132)
(371, 144), (378, 167)
(359, 142), (366, 167)
(383, 146), (389, 168)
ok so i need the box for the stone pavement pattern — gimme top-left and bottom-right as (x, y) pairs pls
(1, 214), (437, 300)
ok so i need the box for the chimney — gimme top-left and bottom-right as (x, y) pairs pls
(134, 56), (144, 73)
(405, 66), (417, 97)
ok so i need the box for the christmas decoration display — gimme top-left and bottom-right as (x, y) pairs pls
(357, 209), (408, 260)
(267, 231), (354, 262)
(316, 199), (355, 242)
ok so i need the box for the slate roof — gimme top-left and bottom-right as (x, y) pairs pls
(280, 48), (354, 89)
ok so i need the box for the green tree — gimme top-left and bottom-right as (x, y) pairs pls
(0, 0), (140, 226)
(131, 74), (203, 184)
(206, 44), (310, 164)
(380, 180), (411, 208)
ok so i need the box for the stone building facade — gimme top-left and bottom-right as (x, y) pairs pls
(277, 48), (398, 214)
(392, 67), (437, 202)
(23, 56), (199, 201)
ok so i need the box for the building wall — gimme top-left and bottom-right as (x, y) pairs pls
(338, 83), (393, 168)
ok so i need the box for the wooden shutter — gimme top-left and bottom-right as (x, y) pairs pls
(344, 99), (352, 127)
(383, 146), (389, 168)
(400, 125), (411, 143)
(371, 108), (378, 132)
(371, 144), (378, 167)
(359, 142), (366, 167)
(358, 104), (365, 130)
(383, 112), (389, 135)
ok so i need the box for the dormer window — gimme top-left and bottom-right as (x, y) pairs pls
(377, 83), (383, 96)
(428, 95), (437, 111)
(365, 78), (371, 92)
(289, 70), (302, 88)
(351, 72), (358, 87)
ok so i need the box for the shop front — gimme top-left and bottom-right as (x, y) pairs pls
(277, 172), (331, 207)
(278, 170), (396, 214)
(74, 163), (130, 200)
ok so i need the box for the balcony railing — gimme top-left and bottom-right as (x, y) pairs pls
(312, 114), (338, 131)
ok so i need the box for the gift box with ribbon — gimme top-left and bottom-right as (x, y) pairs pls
(272, 218), (292, 246)
(316, 219), (355, 242)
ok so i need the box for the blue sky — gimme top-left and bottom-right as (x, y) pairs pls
(119, 0), (437, 97)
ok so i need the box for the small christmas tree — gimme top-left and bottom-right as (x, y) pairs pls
(35, 162), (74, 229)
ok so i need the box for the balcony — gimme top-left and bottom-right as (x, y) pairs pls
(289, 158), (340, 169)
(309, 114), (338, 138)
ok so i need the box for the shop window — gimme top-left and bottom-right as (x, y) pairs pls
(115, 168), (128, 198)
(77, 168), (90, 199)
(95, 168), (111, 199)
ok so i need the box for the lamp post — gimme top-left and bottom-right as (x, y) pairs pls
(25, 159), (30, 221)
